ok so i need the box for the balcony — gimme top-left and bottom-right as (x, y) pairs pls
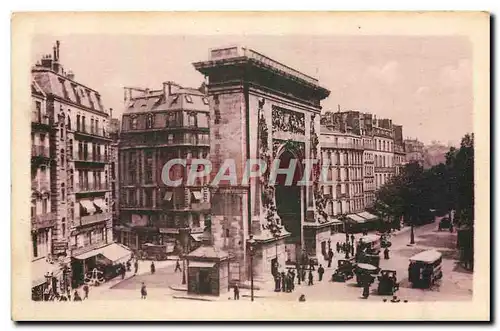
(71, 241), (108, 257)
(31, 212), (56, 230)
(31, 115), (52, 131)
(31, 145), (50, 158)
(74, 153), (109, 164)
(75, 182), (111, 193)
(74, 124), (111, 141)
(374, 167), (396, 173)
(75, 211), (112, 227)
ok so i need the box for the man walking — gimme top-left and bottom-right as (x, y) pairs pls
(317, 264), (325, 282)
(327, 248), (334, 268)
(174, 259), (182, 272)
(83, 284), (89, 300)
(233, 284), (240, 300)
(141, 282), (147, 299)
(134, 259), (139, 275)
(308, 270), (314, 286)
(350, 234), (355, 244)
(150, 261), (156, 275)
(336, 242), (340, 254)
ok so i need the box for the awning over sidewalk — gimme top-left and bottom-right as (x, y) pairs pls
(356, 211), (378, 222)
(328, 218), (343, 224)
(346, 214), (367, 223)
(80, 200), (96, 215)
(189, 261), (216, 268)
(190, 233), (205, 242)
(31, 258), (61, 288)
(74, 243), (132, 264)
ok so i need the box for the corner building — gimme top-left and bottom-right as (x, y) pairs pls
(117, 83), (211, 253)
(31, 41), (117, 290)
(193, 46), (331, 283)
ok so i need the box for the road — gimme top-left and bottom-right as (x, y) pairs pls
(79, 217), (472, 302)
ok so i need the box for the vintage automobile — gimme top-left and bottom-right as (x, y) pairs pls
(331, 259), (356, 282)
(408, 249), (443, 288)
(438, 217), (452, 231)
(139, 243), (175, 261)
(355, 263), (379, 286)
(377, 269), (399, 295)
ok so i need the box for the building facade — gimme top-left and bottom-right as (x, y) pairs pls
(404, 138), (425, 166)
(393, 124), (406, 175)
(31, 41), (121, 293)
(117, 82), (211, 254)
(373, 118), (396, 190)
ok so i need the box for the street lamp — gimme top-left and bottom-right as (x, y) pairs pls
(180, 228), (191, 285)
(247, 234), (255, 302)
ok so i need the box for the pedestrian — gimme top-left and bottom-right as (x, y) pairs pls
(362, 283), (370, 299)
(140, 282), (147, 299)
(308, 270), (313, 286)
(126, 260), (131, 271)
(275, 273), (281, 292)
(83, 284), (89, 300)
(336, 242), (340, 253)
(342, 242), (346, 253)
(289, 270), (295, 291)
(384, 247), (390, 260)
(350, 234), (355, 244)
(121, 264), (126, 279)
(351, 244), (355, 256)
(73, 290), (82, 302)
(318, 264), (325, 281)
(302, 268), (307, 282)
(233, 284), (240, 300)
(297, 267), (301, 285)
(134, 259), (139, 275)
(309, 260), (315, 271)
(174, 259), (182, 272)
(150, 261), (156, 275)
(328, 248), (334, 268)
(281, 271), (286, 292)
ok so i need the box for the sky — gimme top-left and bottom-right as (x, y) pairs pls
(31, 35), (473, 145)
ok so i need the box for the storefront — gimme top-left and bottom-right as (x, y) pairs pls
(31, 257), (63, 301)
(71, 242), (132, 287)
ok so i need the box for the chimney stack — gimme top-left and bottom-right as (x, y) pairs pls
(66, 70), (75, 80)
(56, 40), (60, 61)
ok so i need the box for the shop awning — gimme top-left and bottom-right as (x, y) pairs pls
(191, 191), (203, 200)
(190, 233), (205, 242)
(189, 261), (216, 268)
(346, 214), (366, 223)
(80, 200), (96, 215)
(328, 218), (343, 224)
(357, 211), (378, 222)
(31, 258), (60, 288)
(74, 243), (132, 264)
(164, 191), (173, 201)
(93, 198), (106, 211)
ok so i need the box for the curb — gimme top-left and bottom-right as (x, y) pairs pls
(173, 295), (216, 302)
(169, 285), (188, 292)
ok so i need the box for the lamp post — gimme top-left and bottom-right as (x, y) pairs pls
(180, 228), (191, 285)
(247, 234), (255, 302)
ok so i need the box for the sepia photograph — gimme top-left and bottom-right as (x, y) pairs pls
(11, 12), (490, 321)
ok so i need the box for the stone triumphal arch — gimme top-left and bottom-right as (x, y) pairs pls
(193, 46), (333, 283)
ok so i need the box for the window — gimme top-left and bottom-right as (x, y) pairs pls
(71, 84), (81, 103)
(225, 229), (230, 237)
(67, 115), (71, 130)
(86, 90), (95, 109)
(145, 150), (153, 184)
(202, 97), (209, 105)
(82, 116), (86, 132)
(35, 101), (42, 122)
(61, 218), (66, 237)
(61, 184), (65, 200)
(91, 119), (95, 134)
(146, 114), (154, 129)
(188, 113), (197, 127)
(60, 149), (65, 166)
(214, 95), (221, 124)
(184, 95), (193, 103)
(58, 78), (69, 99)
(131, 116), (138, 130)
(60, 124), (64, 140)
(42, 197), (48, 214)
(76, 115), (81, 131)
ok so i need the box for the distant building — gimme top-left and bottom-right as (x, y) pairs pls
(372, 117), (395, 190)
(393, 124), (405, 175)
(404, 138), (425, 166)
(117, 82), (211, 254)
(108, 116), (120, 235)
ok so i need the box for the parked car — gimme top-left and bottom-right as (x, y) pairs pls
(438, 217), (452, 231)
